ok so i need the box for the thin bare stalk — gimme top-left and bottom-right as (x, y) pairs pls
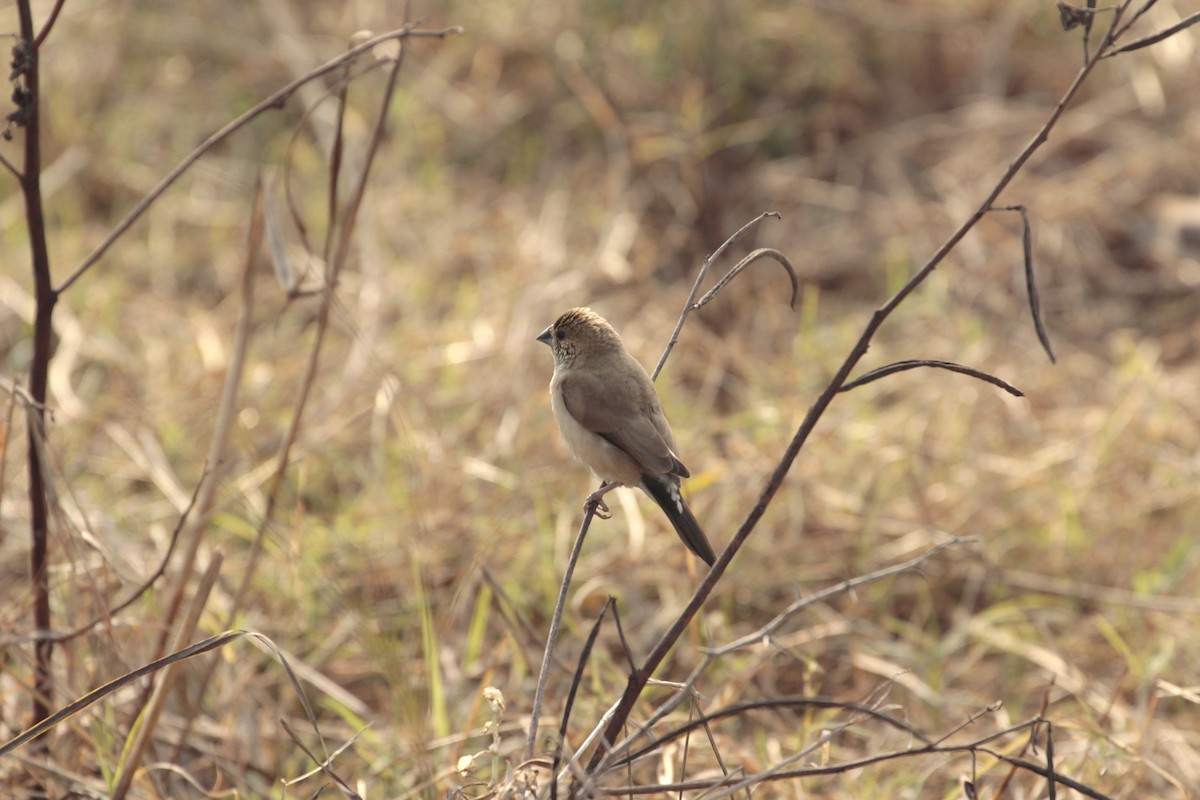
(524, 512), (599, 759)
(12, 0), (57, 753)
(652, 211), (780, 380)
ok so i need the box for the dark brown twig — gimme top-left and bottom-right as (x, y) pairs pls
(1104, 11), (1200, 56)
(552, 598), (616, 800)
(691, 247), (799, 312)
(652, 211), (782, 381)
(840, 360), (1024, 396)
(1113, 0), (1162, 39)
(992, 204), (1056, 363)
(525, 510), (601, 760)
(13, 0), (57, 750)
(600, 707), (1106, 799)
(32, 0), (67, 46)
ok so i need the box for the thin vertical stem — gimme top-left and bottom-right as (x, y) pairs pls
(15, 0), (58, 747)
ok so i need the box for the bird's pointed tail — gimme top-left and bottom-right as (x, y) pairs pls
(641, 474), (716, 566)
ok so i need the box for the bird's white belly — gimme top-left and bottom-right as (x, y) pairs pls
(551, 383), (642, 486)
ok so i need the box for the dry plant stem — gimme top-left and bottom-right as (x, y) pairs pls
(0, 386), (17, 519)
(56, 23), (458, 295)
(322, 59), (351, 269)
(12, 0), (57, 749)
(1107, 9), (1200, 55)
(691, 247), (798, 310)
(524, 511), (599, 759)
(651, 211), (780, 380)
(839, 360), (1023, 396)
(551, 598), (617, 800)
(584, 8), (1130, 779)
(715, 536), (971, 654)
(279, 720), (358, 798)
(110, 552), (225, 800)
(597, 741), (1106, 799)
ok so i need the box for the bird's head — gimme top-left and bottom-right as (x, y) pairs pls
(537, 307), (623, 365)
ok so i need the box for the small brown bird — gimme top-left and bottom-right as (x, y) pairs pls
(537, 307), (716, 566)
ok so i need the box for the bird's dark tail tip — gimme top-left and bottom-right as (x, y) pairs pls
(641, 474), (716, 567)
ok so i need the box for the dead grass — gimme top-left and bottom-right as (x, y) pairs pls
(1, 0), (1199, 797)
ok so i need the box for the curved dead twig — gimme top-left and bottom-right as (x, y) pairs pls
(33, 0), (67, 46)
(555, 536), (974, 783)
(992, 204), (1055, 363)
(616, 696), (928, 768)
(711, 537), (973, 656)
(840, 360), (1024, 397)
(598, 737), (1108, 799)
(279, 56), (392, 263)
(692, 247), (799, 312)
(653, 211), (782, 381)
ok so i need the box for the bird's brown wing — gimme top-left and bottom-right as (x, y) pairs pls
(558, 369), (684, 477)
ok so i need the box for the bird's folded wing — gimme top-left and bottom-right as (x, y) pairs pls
(559, 371), (681, 476)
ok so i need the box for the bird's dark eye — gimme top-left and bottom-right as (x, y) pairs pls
(555, 330), (566, 340)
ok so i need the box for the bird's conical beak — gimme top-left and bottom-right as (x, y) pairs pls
(536, 326), (553, 345)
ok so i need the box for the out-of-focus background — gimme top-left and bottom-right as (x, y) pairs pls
(2, 0), (1198, 796)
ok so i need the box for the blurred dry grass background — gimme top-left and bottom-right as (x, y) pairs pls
(1, 0), (1199, 796)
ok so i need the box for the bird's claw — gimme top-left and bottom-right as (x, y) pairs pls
(584, 493), (612, 519)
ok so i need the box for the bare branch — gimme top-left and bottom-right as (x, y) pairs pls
(711, 537), (973, 655)
(691, 248), (799, 311)
(840, 360), (1024, 397)
(32, 0), (67, 46)
(1000, 204), (1055, 362)
(525, 510), (602, 760)
(552, 598), (616, 800)
(652, 211), (781, 381)
(1114, 0), (1162, 39)
(1104, 11), (1200, 56)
